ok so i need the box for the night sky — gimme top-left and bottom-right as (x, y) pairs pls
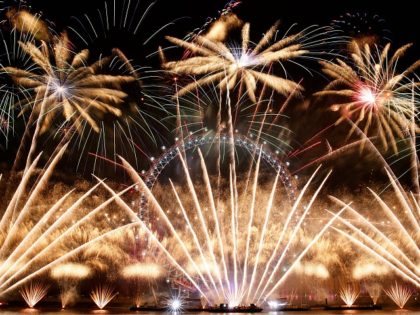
(1, 0), (419, 188)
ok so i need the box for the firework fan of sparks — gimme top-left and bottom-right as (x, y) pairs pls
(0, 145), (149, 297)
(112, 146), (345, 306)
(316, 41), (420, 153)
(330, 169), (420, 288)
(163, 22), (342, 102)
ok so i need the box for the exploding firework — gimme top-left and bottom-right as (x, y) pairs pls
(167, 296), (184, 312)
(339, 284), (359, 307)
(90, 283), (118, 309)
(4, 31), (135, 170)
(19, 281), (49, 308)
(331, 12), (391, 46)
(384, 282), (413, 309)
(316, 42), (420, 153)
(163, 22), (308, 102)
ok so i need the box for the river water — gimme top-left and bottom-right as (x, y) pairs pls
(0, 308), (419, 315)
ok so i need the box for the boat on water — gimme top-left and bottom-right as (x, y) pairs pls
(207, 303), (263, 313)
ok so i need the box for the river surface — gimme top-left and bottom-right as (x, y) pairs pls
(0, 309), (419, 315)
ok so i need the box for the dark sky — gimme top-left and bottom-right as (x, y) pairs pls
(2, 0), (419, 186)
(32, 0), (418, 50)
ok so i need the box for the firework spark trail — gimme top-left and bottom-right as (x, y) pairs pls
(254, 168), (332, 302)
(19, 281), (49, 308)
(1, 221), (142, 296)
(0, 190), (74, 277)
(0, 178), (105, 286)
(0, 153), (42, 232)
(384, 282), (413, 309)
(90, 284), (118, 309)
(239, 149), (261, 300)
(197, 149), (231, 294)
(95, 164), (210, 303)
(118, 156), (218, 302)
(330, 215), (419, 285)
(330, 201), (419, 278)
(23, 82), (51, 172)
(333, 228), (420, 287)
(260, 206), (348, 302)
(339, 284), (359, 306)
(120, 146), (343, 306)
(0, 184), (135, 291)
(0, 144), (68, 256)
(245, 171), (280, 303)
(169, 178), (223, 299)
(329, 135), (420, 289)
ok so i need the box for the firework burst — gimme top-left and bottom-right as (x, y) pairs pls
(317, 42), (420, 153)
(5, 32), (134, 134)
(163, 21), (309, 102)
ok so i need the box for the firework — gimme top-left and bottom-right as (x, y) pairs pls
(121, 262), (163, 279)
(331, 12), (391, 46)
(19, 281), (49, 308)
(116, 146), (345, 306)
(4, 31), (134, 169)
(352, 262), (389, 280)
(316, 42), (420, 153)
(0, 144), (146, 298)
(384, 282), (413, 309)
(339, 284), (359, 307)
(366, 283), (382, 305)
(331, 166), (420, 288)
(166, 295), (184, 312)
(51, 263), (91, 280)
(163, 22), (307, 102)
(90, 283), (118, 309)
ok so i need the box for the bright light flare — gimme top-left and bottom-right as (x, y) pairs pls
(121, 262), (162, 279)
(168, 298), (183, 312)
(51, 263), (91, 280)
(339, 285), (359, 307)
(357, 86), (377, 108)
